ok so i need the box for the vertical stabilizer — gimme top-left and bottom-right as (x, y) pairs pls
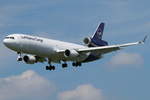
(90, 23), (108, 47)
(92, 22), (105, 40)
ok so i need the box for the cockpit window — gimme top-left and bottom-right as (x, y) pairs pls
(10, 37), (14, 39)
(5, 37), (15, 39)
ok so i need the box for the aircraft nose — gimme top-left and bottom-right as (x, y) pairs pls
(3, 39), (9, 46)
(3, 39), (13, 47)
(3, 39), (8, 45)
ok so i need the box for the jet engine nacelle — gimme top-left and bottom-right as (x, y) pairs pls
(64, 49), (79, 58)
(23, 55), (37, 64)
(83, 37), (91, 46)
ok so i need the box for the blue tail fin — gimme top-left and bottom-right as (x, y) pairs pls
(90, 23), (108, 47)
(92, 22), (104, 40)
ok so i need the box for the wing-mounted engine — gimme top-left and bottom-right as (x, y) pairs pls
(23, 55), (37, 64)
(63, 49), (89, 62)
(23, 55), (46, 64)
(64, 49), (79, 58)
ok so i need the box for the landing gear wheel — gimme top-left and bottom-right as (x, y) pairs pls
(78, 62), (81, 66)
(62, 63), (68, 68)
(51, 66), (55, 70)
(72, 62), (82, 67)
(46, 66), (49, 70)
(17, 57), (22, 61)
(46, 66), (55, 71)
(17, 52), (22, 61)
(46, 60), (55, 71)
(72, 62), (76, 66)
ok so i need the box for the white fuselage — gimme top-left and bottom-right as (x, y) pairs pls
(3, 22), (144, 69)
(3, 34), (89, 63)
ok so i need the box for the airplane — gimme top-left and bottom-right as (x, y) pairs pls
(3, 22), (147, 71)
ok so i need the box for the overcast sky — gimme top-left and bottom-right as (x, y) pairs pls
(0, 0), (150, 100)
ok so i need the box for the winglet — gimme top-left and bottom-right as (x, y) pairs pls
(139, 35), (148, 44)
(143, 35), (148, 43)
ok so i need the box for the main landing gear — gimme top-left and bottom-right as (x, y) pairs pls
(62, 62), (68, 68)
(46, 65), (55, 70)
(46, 61), (56, 71)
(72, 62), (82, 67)
(45, 60), (82, 71)
(46, 62), (68, 71)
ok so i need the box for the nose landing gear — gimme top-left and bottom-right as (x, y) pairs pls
(17, 52), (22, 61)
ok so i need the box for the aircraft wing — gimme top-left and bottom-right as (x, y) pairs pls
(77, 41), (141, 54)
(57, 36), (146, 55)
(76, 36), (147, 54)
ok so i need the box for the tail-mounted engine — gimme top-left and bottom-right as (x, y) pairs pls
(83, 37), (91, 46)
(83, 36), (108, 47)
(83, 22), (108, 47)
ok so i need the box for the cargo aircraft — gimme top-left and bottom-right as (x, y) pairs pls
(3, 23), (147, 71)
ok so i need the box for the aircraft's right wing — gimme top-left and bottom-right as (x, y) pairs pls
(56, 36), (147, 56)
(77, 36), (147, 55)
